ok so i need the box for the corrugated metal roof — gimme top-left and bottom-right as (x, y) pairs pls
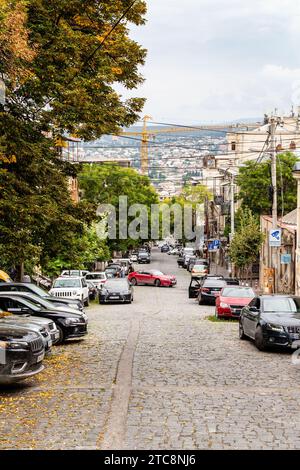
(282, 209), (297, 225)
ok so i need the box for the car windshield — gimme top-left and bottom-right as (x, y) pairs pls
(222, 287), (255, 298)
(20, 294), (56, 310)
(203, 280), (226, 287)
(62, 270), (81, 276)
(10, 297), (41, 312)
(86, 273), (105, 280)
(263, 297), (300, 313)
(24, 283), (49, 298)
(53, 279), (81, 288)
(150, 270), (164, 276)
(193, 265), (207, 270)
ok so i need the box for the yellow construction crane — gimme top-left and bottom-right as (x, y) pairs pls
(119, 116), (260, 175)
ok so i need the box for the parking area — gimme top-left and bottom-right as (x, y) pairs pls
(1, 249), (300, 449)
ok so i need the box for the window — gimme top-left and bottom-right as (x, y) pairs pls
(231, 142), (236, 151)
(290, 141), (296, 150)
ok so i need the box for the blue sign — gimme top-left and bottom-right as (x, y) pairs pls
(269, 228), (282, 247)
(281, 254), (291, 264)
(208, 239), (220, 252)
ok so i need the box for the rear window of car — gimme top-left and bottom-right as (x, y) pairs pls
(86, 273), (105, 280)
(203, 280), (226, 287)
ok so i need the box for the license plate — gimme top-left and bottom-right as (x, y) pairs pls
(110, 296), (119, 299)
(290, 333), (300, 340)
(36, 352), (45, 363)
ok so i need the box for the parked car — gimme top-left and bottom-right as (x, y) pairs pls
(112, 259), (133, 275)
(61, 270), (89, 277)
(86, 280), (98, 301)
(0, 313), (52, 353)
(161, 244), (170, 253)
(0, 282), (83, 311)
(49, 276), (89, 307)
(85, 272), (107, 289)
(191, 263), (209, 278)
(0, 294), (88, 343)
(0, 270), (12, 283)
(198, 279), (227, 305)
(128, 270), (177, 287)
(223, 277), (240, 286)
(105, 264), (123, 278)
(168, 248), (180, 256)
(130, 252), (138, 262)
(215, 286), (255, 319)
(0, 324), (45, 384)
(239, 295), (300, 351)
(177, 256), (185, 268)
(137, 251), (151, 264)
(99, 279), (133, 304)
(188, 258), (209, 272)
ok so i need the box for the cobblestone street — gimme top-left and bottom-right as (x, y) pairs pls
(1, 249), (300, 450)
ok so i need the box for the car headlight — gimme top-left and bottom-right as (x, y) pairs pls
(220, 302), (230, 309)
(64, 318), (82, 326)
(266, 323), (284, 332)
(7, 341), (30, 350)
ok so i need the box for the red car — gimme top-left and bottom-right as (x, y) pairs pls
(128, 269), (177, 287)
(215, 286), (255, 319)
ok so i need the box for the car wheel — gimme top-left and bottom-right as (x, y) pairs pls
(254, 325), (267, 351)
(198, 296), (203, 305)
(84, 297), (89, 307)
(130, 277), (137, 286)
(155, 279), (161, 287)
(57, 325), (64, 344)
(239, 321), (247, 340)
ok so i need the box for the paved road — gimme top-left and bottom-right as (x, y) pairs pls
(1, 249), (300, 449)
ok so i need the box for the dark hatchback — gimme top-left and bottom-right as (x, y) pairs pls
(99, 279), (133, 304)
(0, 295), (88, 343)
(240, 295), (300, 351)
(0, 283), (83, 311)
(198, 279), (227, 305)
(0, 324), (45, 384)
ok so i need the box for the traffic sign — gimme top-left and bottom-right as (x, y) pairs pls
(269, 228), (282, 247)
(208, 239), (220, 252)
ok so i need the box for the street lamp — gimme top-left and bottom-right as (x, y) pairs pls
(292, 161), (300, 295)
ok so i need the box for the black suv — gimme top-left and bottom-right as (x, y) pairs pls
(138, 251), (150, 264)
(0, 294), (88, 343)
(0, 324), (45, 384)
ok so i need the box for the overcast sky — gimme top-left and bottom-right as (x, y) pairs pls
(123, 0), (300, 124)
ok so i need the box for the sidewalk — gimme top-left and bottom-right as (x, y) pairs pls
(210, 262), (260, 292)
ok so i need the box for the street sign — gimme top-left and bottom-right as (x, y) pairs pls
(208, 239), (220, 252)
(281, 254), (292, 264)
(269, 228), (282, 247)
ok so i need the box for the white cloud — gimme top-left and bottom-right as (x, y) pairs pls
(124, 0), (300, 122)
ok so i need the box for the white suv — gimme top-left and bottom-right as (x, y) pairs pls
(50, 276), (89, 306)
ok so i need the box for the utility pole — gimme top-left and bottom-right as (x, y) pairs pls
(270, 117), (277, 230)
(269, 117), (278, 292)
(230, 174), (235, 240)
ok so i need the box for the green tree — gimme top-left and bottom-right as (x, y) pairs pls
(229, 208), (265, 280)
(0, 1), (147, 276)
(237, 152), (297, 216)
(79, 163), (159, 252)
(2, 0), (147, 140)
